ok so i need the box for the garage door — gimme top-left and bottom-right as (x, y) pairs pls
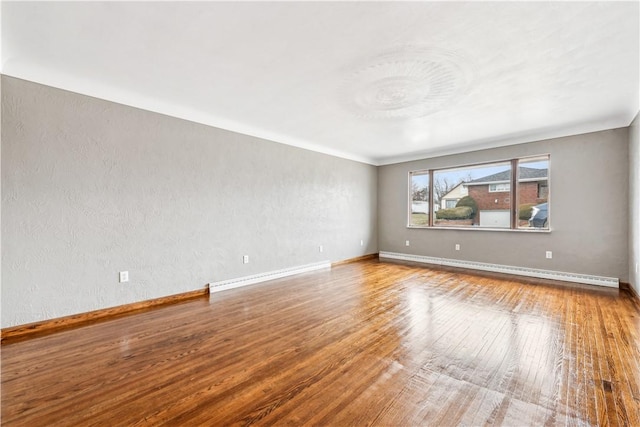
(479, 210), (510, 228)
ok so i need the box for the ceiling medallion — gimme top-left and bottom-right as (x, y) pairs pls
(341, 46), (472, 120)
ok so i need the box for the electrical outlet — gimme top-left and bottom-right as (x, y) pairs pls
(546, 251), (553, 259)
(119, 271), (129, 283)
(319, 245), (323, 253)
(243, 255), (249, 264)
(405, 240), (410, 246)
(455, 244), (460, 251)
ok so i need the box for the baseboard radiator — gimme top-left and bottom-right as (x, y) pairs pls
(209, 261), (331, 293)
(379, 251), (619, 288)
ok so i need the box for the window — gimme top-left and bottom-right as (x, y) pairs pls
(489, 183), (510, 192)
(517, 156), (549, 230)
(409, 171), (429, 226)
(538, 183), (549, 199)
(408, 155), (550, 230)
(433, 161), (512, 228)
(445, 200), (457, 209)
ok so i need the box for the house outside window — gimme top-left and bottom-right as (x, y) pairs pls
(438, 182), (469, 218)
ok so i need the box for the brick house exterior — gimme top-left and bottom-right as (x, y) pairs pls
(463, 167), (548, 225)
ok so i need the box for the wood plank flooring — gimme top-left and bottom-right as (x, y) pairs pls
(2, 259), (639, 426)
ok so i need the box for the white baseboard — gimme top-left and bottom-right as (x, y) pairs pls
(209, 261), (331, 293)
(379, 251), (619, 288)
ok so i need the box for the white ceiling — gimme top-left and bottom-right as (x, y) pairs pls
(2, 1), (639, 165)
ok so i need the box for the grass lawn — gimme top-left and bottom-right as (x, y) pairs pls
(410, 213), (429, 226)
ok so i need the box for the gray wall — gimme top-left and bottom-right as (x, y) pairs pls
(1, 74), (635, 329)
(630, 112), (639, 294)
(378, 129), (630, 282)
(1, 77), (378, 327)
(1, 77), (3, 326)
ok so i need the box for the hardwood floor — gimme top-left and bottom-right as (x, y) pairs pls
(2, 259), (639, 426)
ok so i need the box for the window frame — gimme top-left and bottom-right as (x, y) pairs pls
(407, 154), (550, 232)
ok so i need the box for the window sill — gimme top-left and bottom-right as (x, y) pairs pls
(407, 225), (551, 233)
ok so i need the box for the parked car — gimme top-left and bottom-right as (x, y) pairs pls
(529, 203), (548, 228)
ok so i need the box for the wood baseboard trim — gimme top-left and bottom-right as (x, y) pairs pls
(1, 287), (210, 344)
(332, 253), (379, 267)
(620, 282), (640, 301)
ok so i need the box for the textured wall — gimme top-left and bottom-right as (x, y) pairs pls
(1, 77), (378, 327)
(378, 128), (630, 281)
(1, 77), (3, 326)
(630, 113), (639, 293)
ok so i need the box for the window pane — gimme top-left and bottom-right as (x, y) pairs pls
(409, 171), (429, 227)
(517, 156), (550, 229)
(433, 162), (512, 228)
